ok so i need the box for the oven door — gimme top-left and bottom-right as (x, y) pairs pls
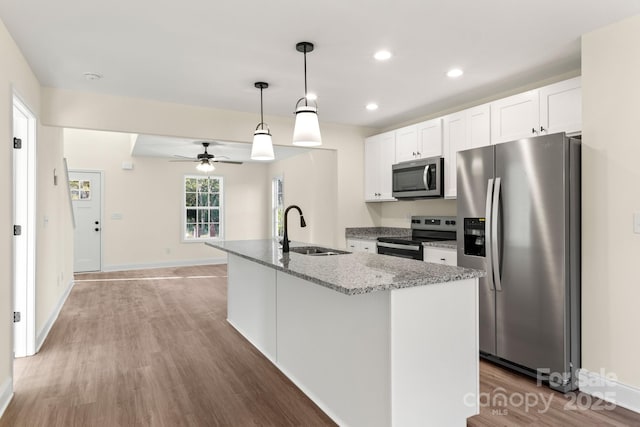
(377, 241), (423, 260)
(392, 157), (444, 199)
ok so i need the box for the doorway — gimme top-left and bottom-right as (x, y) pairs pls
(12, 95), (36, 358)
(69, 171), (103, 272)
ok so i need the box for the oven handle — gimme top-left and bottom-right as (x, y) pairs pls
(376, 242), (421, 251)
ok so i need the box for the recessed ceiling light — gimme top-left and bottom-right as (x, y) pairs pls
(374, 50), (392, 61)
(306, 92), (317, 101)
(366, 103), (379, 111)
(447, 68), (464, 78)
(83, 72), (103, 81)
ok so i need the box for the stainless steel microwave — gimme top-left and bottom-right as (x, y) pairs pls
(392, 156), (444, 199)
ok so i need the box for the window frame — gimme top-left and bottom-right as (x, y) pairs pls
(182, 174), (224, 243)
(272, 176), (284, 238)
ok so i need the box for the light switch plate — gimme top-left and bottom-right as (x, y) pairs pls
(634, 212), (640, 234)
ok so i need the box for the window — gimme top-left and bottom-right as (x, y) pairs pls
(184, 175), (223, 241)
(272, 176), (284, 238)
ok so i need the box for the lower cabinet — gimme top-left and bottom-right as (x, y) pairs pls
(424, 247), (457, 266)
(346, 238), (377, 254)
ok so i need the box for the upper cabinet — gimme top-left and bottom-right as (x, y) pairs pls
(539, 76), (582, 135)
(364, 131), (396, 202)
(395, 124), (419, 163)
(364, 77), (581, 201)
(417, 118), (443, 158)
(443, 103), (492, 199)
(491, 76), (582, 144)
(395, 118), (443, 163)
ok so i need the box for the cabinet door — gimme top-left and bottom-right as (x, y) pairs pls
(490, 90), (539, 144)
(364, 131), (396, 202)
(364, 135), (379, 201)
(443, 111), (466, 199)
(466, 104), (491, 149)
(424, 247), (457, 266)
(346, 239), (377, 253)
(417, 118), (443, 158)
(378, 131), (396, 200)
(539, 76), (581, 135)
(395, 124), (418, 163)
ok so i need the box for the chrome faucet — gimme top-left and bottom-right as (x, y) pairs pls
(282, 205), (306, 253)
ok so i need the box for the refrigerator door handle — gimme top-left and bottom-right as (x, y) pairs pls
(485, 178), (495, 291)
(492, 177), (503, 292)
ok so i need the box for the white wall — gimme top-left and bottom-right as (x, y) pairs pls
(0, 17), (73, 406)
(268, 149), (338, 248)
(582, 15), (640, 389)
(64, 128), (270, 270)
(42, 88), (376, 245)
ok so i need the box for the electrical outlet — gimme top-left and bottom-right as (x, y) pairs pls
(634, 212), (640, 234)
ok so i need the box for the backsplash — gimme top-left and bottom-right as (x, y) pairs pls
(377, 199), (457, 227)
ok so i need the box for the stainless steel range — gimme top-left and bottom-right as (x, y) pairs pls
(377, 216), (457, 260)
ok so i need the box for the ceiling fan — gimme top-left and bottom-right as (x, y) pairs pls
(170, 142), (243, 172)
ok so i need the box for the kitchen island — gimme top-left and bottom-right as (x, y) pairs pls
(206, 239), (484, 427)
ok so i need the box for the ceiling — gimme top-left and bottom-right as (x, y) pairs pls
(131, 134), (310, 162)
(1, 1), (639, 129)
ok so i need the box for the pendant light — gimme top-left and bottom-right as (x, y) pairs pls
(292, 41), (322, 147)
(251, 82), (275, 160)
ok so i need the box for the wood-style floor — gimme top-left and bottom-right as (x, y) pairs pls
(1, 265), (639, 426)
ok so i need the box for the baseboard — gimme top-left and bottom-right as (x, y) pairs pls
(579, 368), (640, 414)
(102, 257), (226, 272)
(0, 376), (13, 420)
(36, 279), (75, 352)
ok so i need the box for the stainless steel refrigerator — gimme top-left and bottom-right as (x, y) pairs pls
(456, 132), (580, 392)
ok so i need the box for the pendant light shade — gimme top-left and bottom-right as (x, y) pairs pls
(251, 82), (275, 161)
(293, 103), (322, 147)
(293, 42), (322, 147)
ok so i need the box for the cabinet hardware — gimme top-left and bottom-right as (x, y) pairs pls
(540, 126), (546, 132)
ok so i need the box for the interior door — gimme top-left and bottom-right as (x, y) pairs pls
(494, 134), (567, 374)
(456, 145), (495, 355)
(70, 171), (102, 272)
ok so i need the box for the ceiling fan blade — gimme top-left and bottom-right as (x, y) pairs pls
(169, 159), (198, 162)
(172, 154), (195, 160)
(215, 160), (243, 165)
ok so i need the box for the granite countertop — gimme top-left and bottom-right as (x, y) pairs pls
(345, 227), (411, 240)
(206, 239), (484, 296)
(423, 240), (457, 250)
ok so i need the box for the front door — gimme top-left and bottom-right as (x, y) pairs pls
(69, 171), (102, 272)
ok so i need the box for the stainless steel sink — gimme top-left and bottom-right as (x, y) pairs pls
(289, 246), (351, 256)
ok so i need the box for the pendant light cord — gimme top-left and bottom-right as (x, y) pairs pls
(260, 86), (264, 129)
(303, 47), (308, 106)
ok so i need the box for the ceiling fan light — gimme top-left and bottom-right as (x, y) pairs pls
(196, 160), (215, 173)
(251, 128), (275, 160)
(293, 105), (321, 147)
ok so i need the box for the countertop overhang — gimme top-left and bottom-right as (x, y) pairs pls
(207, 239), (484, 295)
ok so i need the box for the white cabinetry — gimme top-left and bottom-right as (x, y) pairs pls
(424, 247), (457, 266)
(490, 90), (539, 144)
(395, 124), (418, 163)
(539, 76), (582, 135)
(395, 118), (443, 163)
(364, 131), (396, 202)
(443, 111), (468, 199)
(443, 104), (492, 199)
(346, 238), (377, 254)
(491, 76), (581, 144)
